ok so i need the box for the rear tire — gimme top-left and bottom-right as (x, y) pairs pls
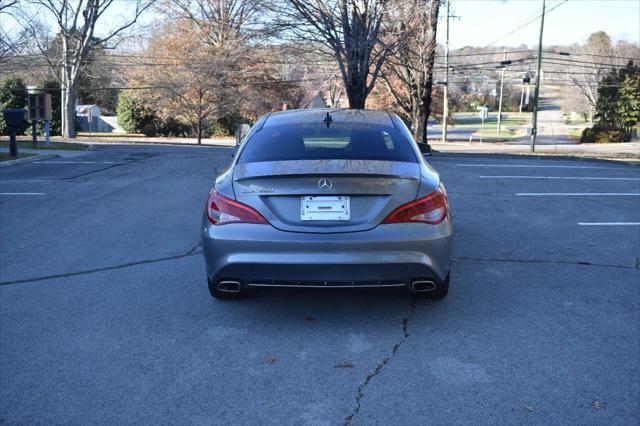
(208, 277), (246, 300)
(421, 273), (450, 299)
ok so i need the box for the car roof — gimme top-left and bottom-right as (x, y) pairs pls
(262, 108), (395, 128)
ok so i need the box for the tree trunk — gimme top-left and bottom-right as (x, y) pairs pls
(419, 78), (435, 145)
(413, 109), (427, 144)
(62, 83), (77, 139)
(197, 118), (202, 145)
(346, 82), (366, 109)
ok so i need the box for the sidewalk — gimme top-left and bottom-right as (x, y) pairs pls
(0, 147), (92, 167)
(429, 141), (640, 160)
(12, 135), (236, 147)
(8, 135), (639, 161)
(0, 147), (90, 158)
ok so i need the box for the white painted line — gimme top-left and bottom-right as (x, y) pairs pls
(0, 192), (46, 196)
(457, 164), (633, 170)
(578, 222), (640, 226)
(517, 193), (640, 196)
(33, 161), (115, 164)
(481, 175), (640, 181)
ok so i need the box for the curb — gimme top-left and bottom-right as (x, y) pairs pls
(0, 153), (59, 167)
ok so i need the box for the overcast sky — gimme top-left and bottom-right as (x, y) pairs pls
(441, 0), (640, 49)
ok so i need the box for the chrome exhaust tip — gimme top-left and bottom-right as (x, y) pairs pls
(217, 280), (242, 293)
(411, 280), (437, 293)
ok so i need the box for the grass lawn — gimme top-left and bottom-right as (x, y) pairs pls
(473, 127), (527, 139)
(0, 152), (36, 162)
(0, 141), (88, 151)
(451, 115), (530, 129)
(566, 127), (585, 142)
(77, 132), (143, 138)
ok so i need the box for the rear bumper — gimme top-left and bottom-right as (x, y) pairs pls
(201, 219), (452, 287)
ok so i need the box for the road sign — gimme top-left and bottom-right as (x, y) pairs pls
(478, 106), (489, 120)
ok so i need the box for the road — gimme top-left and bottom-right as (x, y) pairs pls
(530, 88), (573, 145)
(1, 145), (639, 425)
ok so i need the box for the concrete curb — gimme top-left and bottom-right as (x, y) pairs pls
(0, 153), (59, 167)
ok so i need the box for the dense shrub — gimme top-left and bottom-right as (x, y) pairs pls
(0, 77), (28, 136)
(581, 127), (624, 143)
(156, 116), (190, 137)
(141, 123), (157, 137)
(116, 93), (156, 133)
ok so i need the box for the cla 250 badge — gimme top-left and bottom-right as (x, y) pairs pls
(241, 186), (275, 194)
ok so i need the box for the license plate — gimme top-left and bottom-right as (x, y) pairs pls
(301, 196), (350, 221)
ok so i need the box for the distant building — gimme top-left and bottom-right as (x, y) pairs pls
(76, 105), (123, 132)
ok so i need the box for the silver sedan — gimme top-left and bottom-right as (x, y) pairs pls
(201, 109), (452, 299)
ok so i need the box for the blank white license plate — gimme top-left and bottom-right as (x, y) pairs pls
(301, 196), (350, 221)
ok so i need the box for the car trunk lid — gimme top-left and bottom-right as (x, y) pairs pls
(232, 159), (420, 233)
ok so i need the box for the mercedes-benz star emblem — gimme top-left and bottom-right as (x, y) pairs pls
(318, 177), (333, 191)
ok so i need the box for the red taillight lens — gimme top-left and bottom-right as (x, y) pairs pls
(382, 185), (449, 225)
(205, 189), (268, 225)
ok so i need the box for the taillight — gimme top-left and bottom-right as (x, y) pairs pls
(205, 189), (268, 225)
(382, 185), (449, 225)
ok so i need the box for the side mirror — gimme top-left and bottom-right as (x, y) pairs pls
(417, 142), (432, 156)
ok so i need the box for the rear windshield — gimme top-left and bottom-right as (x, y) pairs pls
(237, 123), (418, 164)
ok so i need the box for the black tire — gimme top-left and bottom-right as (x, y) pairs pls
(208, 277), (246, 300)
(422, 273), (450, 299)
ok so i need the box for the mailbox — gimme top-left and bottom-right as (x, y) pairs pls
(3, 109), (27, 128)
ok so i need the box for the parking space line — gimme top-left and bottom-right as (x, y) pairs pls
(457, 164), (633, 170)
(0, 192), (46, 196)
(517, 193), (640, 196)
(481, 175), (640, 181)
(33, 161), (116, 164)
(578, 222), (640, 226)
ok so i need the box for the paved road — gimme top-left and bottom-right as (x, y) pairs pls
(1, 145), (639, 425)
(530, 88), (573, 145)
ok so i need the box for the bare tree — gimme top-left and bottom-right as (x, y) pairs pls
(281, 0), (394, 109)
(381, 0), (440, 144)
(0, 1), (24, 63)
(170, 0), (265, 50)
(20, 0), (155, 138)
(562, 31), (637, 124)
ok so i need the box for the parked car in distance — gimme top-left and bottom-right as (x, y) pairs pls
(201, 109), (452, 299)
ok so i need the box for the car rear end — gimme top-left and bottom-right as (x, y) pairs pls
(201, 109), (452, 298)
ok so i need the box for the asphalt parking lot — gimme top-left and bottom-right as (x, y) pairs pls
(1, 145), (639, 425)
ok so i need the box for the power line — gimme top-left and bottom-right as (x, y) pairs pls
(484, 0), (568, 48)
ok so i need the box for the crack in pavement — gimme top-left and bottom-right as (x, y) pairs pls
(0, 241), (203, 287)
(344, 297), (418, 426)
(451, 256), (636, 270)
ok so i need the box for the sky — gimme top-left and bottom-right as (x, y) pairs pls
(440, 0), (640, 49)
(4, 0), (639, 50)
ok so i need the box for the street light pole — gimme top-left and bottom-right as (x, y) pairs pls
(496, 48), (506, 136)
(441, 0), (450, 143)
(530, 0), (546, 152)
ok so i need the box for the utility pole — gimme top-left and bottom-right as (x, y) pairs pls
(496, 48), (506, 136)
(530, 0), (545, 152)
(441, 0), (450, 143)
